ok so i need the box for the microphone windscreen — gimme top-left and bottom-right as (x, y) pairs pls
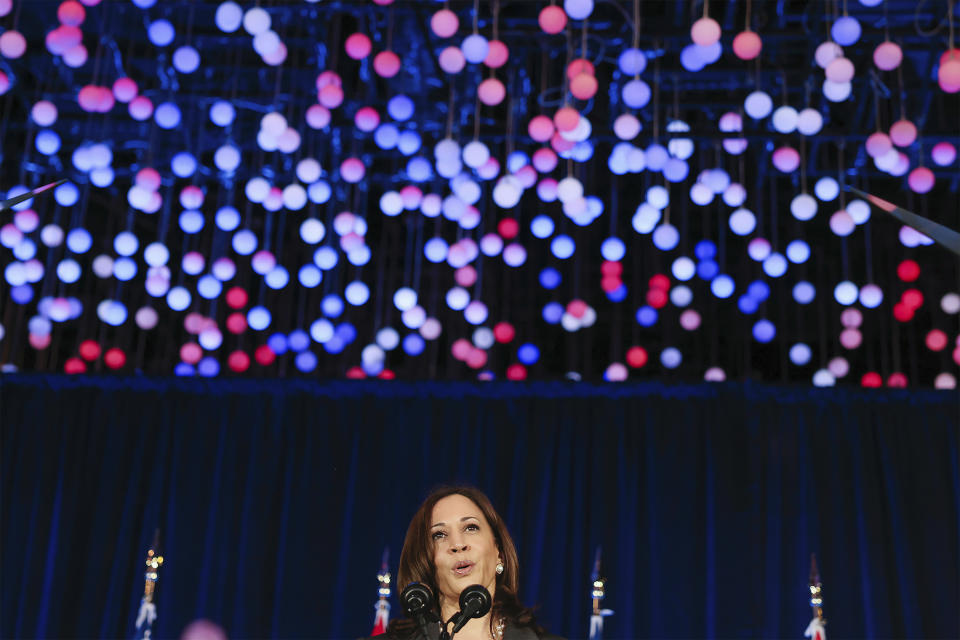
(457, 584), (491, 618)
(400, 582), (434, 617)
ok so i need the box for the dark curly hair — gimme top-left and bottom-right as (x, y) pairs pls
(386, 486), (543, 639)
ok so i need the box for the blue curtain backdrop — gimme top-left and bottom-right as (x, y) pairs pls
(1, 374), (957, 640)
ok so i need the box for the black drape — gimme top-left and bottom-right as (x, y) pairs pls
(1, 374), (957, 639)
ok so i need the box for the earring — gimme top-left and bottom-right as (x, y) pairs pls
(496, 562), (504, 575)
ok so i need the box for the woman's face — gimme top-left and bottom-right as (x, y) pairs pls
(429, 494), (500, 610)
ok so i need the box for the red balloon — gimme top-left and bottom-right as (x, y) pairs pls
(484, 40), (509, 68)
(925, 329), (948, 351)
(318, 84), (344, 109)
(567, 299), (588, 318)
(649, 274), (670, 290)
(601, 260), (623, 277)
(493, 322), (515, 343)
(58, 1), (86, 27)
(373, 51), (401, 78)
(528, 115), (555, 142)
(226, 312), (247, 334)
(180, 342), (203, 364)
(887, 372), (908, 387)
(626, 346), (648, 368)
(79, 339), (101, 361)
(451, 338), (473, 361)
(506, 363), (528, 380)
(227, 350), (250, 373)
(466, 348), (488, 369)
(570, 73), (598, 100)
(532, 147), (558, 172)
(430, 9), (459, 38)
(104, 348), (126, 369)
(497, 218), (519, 239)
(566, 58), (595, 80)
(378, 368), (396, 380)
(896, 259), (920, 282)
(646, 288), (668, 309)
(553, 106), (580, 132)
(601, 276), (622, 293)
(892, 302), (914, 322)
(77, 84), (100, 112)
(732, 30), (762, 60)
(254, 344), (276, 366)
(538, 5), (567, 34)
(29, 333), (51, 350)
(345, 366), (366, 379)
(315, 70), (342, 90)
(902, 288), (923, 310)
(226, 287), (248, 309)
(64, 357), (87, 374)
(550, 132), (575, 152)
(94, 86), (115, 113)
(860, 371), (883, 388)
(344, 33), (371, 60)
(477, 77), (506, 106)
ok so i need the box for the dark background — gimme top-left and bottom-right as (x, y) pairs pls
(2, 374), (957, 639)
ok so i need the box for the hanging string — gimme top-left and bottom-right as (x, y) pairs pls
(632, 0), (641, 51)
(896, 54), (906, 119)
(652, 43), (660, 140)
(745, 0), (752, 30)
(948, 0), (955, 49)
(883, 0), (890, 41)
(870, 73), (883, 132)
(383, 7), (393, 52)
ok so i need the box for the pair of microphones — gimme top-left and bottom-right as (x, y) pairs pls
(400, 582), (492, 640)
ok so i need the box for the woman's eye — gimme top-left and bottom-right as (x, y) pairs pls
(465, 523), (479, 532)
(431, 531), (446, 540)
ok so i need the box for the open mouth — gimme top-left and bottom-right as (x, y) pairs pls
(453, 561), (475, 576)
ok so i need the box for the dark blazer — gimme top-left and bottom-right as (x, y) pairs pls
(360, 620), (565, 640)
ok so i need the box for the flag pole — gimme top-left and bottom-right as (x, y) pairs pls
(133, 529), (164, 640)
(804, 553), (826, 640)
(589, 546), (613, 640)
(371, 547), (392, 636)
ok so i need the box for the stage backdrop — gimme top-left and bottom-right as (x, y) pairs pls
(1, 374), (957, 640)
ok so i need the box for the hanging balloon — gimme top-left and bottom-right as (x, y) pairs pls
(873, 41), (902, 70)
(373, 51), (401, 78)
(344, 33), (372, 59)
(553, 106), (580, 132)
(477, 77), (505, 106)
(439, 46), (466, 73)
(528, 115), (555, 142)
(484, 40), (509, 68)
(430, 8), (459, 38)
(690, 17), (721, 46)
(732, 30), (762, 60)
(569, 73), (598, 100)
(538, 5), (567, 34)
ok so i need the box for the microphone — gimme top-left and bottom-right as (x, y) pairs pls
(449, 584), (492, 637)
(400, 582), (437, 639)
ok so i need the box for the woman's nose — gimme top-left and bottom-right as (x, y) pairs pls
(449, 540), (468, 552)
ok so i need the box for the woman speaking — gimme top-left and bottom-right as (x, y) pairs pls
(382, 486), (562, 640)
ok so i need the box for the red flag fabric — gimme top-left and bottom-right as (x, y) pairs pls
(371, 600), (389, 636)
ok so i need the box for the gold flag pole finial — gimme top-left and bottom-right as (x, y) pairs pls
(809, 553), (824, 621)
(143, 529), (164, 603)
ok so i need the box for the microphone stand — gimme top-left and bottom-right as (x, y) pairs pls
(438, 614), (456, 640)
(441, 610), (470, 640)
